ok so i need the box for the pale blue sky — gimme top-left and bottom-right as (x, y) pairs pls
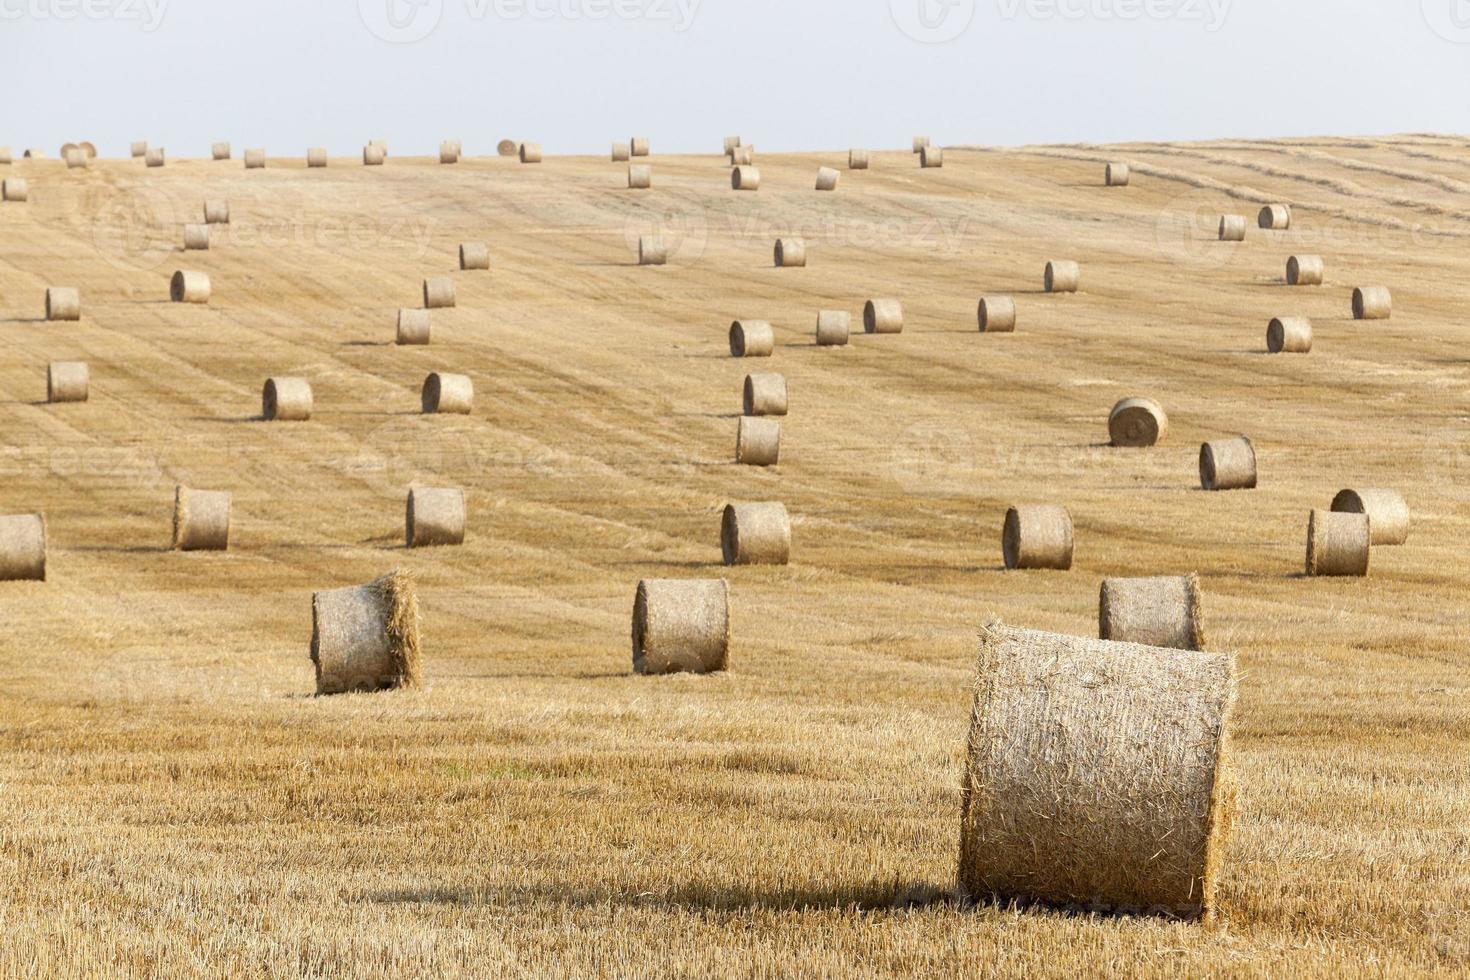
(4, 0), (1468, 157)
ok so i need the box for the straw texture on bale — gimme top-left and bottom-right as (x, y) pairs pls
(131, 141), (148, 158)
(630, 137), (650, 157)
(1045, 260), (1080, 293)
(1218, 215), (1246, 242)
(183, 223), (210, 251)
(864, 299), (903, 334)
(244, 148), (266, 169)
(204, 199), (230, 224)
(638, 235), (667, 266)
(959, 623), (1236, 919)
(80, 141), (96, 158)
(3, 178), (29, 202)
(439, 141), (459, 164)
(1331, 488), (1409, 546)
(1306, 510), (1370, 577)
(1199, 436), (1257, 491)
(423, 277), (456, 309)
(732, 166), (760, 191)
(721, 502), (790, 566)
(736, 417), (781, 466)
(0, 514), (47, 582)
(815, 166), (840, 191)
(45, 287), (81, 321)
(730, 146), (755, 166)
(723, 136), (742, 154)
(212, 141), (231, 161)
(729, 320), (774, 358)
(422, 372), (473, 415)
(58, 143), (75, 159)
(1287, 255), (1323, 286)
(1099, 575), (1205, 651)
(920, 146), (944, 168)
(1105, 162), (1130, 186)
(262, 377), (312, 421)
(519, 142), (543, 163)
(64, 147), (88, 169)
(816, 310), (851, 347)
(311, 570), (421, 695)
(978, 296), (1017, 333)
(307, 148), (328, 168)
(396, 309), (430, 346)
(631, 579), (729, 675)
(46, 362), (88, 403)
(912, 137), (930, 152)
(627, 164), (652, 189)
(1109, 397), (1168, 448)
(774, 238), (806, 268)
(1267, 317), (1312, 354)
(497, 139), (519, 156)
(406, 487), (466, 547)
(849, 149), (870, 169)
(611, 143), (630, 162)
(146, 148), (165, 168)
(170, 270), (210, 304)
(1353, 287), (1392, 321)
(172, 486), (231, 551)
(459, 243), (490, 271)
(363, 144), (386, 166)
(1259, 204), (1291, 230)
(1002, 505), (1074, 571)
(743, 373), (788, 417)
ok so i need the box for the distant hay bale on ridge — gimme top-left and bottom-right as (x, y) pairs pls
(849, 149), (870, 170)
(145, 148), (166, 168)
(815, 166), (840, 191)
(920, 146), (943, 168)
(497, 139), (519, 156)
(212, 141), (231, 161)
(630, 137), (650, 157)
(204, 199), (230, 224)
(311, 570), (421, 695)
(632, 579), (729, 675)
(611, 142), (630, 162)
(244, 148), (266, 169)
(519, 142), (543, 164)
(628, 163), (652, 189)
(732, 165), (760, 191)
(307, 148), (328, 168)
(1105, 162), (1130, 186)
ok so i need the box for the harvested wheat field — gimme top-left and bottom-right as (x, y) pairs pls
(3, 136), (1470, 976)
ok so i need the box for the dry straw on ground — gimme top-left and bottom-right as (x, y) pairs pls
(849, 149), (870, 169)
(261, 377), (312, 421)
(46, 362), (88, 404)
(816, 310), (851, 347)
(627, 164), (652, 189)
(1287, 255), (1323, 286)
(183, 224), (210, 251)
(520, 143), (543, 164)
(729, 320), (774, 358)
(638, 236), (667, 266)
(1267, 317), (1312, 354)
(311, 570), (421, 695)
(1044, 260), (1079, 293)
(959, 623), (1236, 919)
(171, 486), (231, 552)
(743, 373), (788, 417)
(774, 238), (806, 268)
(736, 417), (781, 466)
(978, 296), (1016, 333)
(815, 167), (840, 191)
(459, 243), (490, 271)
(1110, 397), (1168, 448)
(423, 277), (456, 309)
(1352, 287), (1392, 320)
(1331, 489), (1409, 546)
(1218, 215), (1246, 242)
(1002, 505), (1074, 570)
(1105, 162), (1130, 186)
(1200, 436), (1257, 491)
(864, 299), (903, 334)
(721, 502), (791, 566)
(422, 372), (474, 415)
(406, 487), (466, 547)
(1099, 574), (1205, 650)
(203, 199), (230, 224)
(170, 271), (210, 304)
(631, 579), (730, 675)
(1306, 509), (1370, 577)
(212, 141), (231, 161)
(1259, 204), (1291, 230)
(45, 287), (80, 321)
(732, 166), (760, 191)
(0, 513), (46, 581)
(396, 309), (430, 346)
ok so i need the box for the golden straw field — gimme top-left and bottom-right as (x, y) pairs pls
(2, 137), (1469, 976)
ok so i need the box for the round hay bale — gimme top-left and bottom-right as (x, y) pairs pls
(1331, 488), (1409, 546)
(64, 147), (88, 169)
(212, 141), (231, 161)
(816, 310), (851, 347)
(627, 164), (652, 189)
(1199, 436), (1257, 491)
(244, 148), (266, 169)
(736, 417), (780, 466)
(130, 141), (148, 158)
(396, 309), (430, 346)
(311, 570), (421, 695)
(262, 377), (312, 421)
(0, 147), (10, 165)
(920, 146), (944, 168)
(978, 296), (1016, 333)
(815, 166), (840, 191)
(864, 299), (903, 334)
(46, 362), (88, 404)
(721, 502), (790, 566)
(459, 243), (490, 271)
(307, 147), (328, 168)
(912, 137), (930, 152)
(422, 372), (473, 415)
(80, 141), (96, 159)
(630, 137), (650, 157)
(638, 235), (667, 266)
(1306, 509), (1370, 577)
(1218, 215), (1246, 242)
(611, 142), (630, 162)
(22, 149), (42, 159)
(423, 277), (456, 309)
(172, 486), (231, 551)
(0, 514), (46, 582)
(849, 148), (870, 170)
(1105, 162), (1130, 187)
(439, 141), (460, 164)
(45, 287), (80, 321)
(1267, 317), (1312, 354)
(406, 487), (466, 547)
(61, 142), (79, 158)
(3, 178), (29, 202)
(1099, 575), (1204, 650)
(203, 199), (230, 225)
(632, 579), (729, 675)
(183, 223), (210, 251)
(723, 136), (742, 154)
(729, 320), (774, 358)
(959, 622), (1236, 919)
(1109, 397), (1167, 448)
(1259, 204), (1291, 230)
(1286, 255), (1323, 286)
(743, 373), (788, 417)
(774, 238), (806, 268)
(519, 142), (543, 164)
(1044, 260), (1080, 293)
(363, 144), (386, 166)
(730, 146), (755, 166)
(1352, 286), (1392, 321)
(1002, 505), (1074, 571)
(170, 270), (211, 304)
(497, 139), (519, 156)
(145, 148), (165, 168)
(732, 166), (760, 191)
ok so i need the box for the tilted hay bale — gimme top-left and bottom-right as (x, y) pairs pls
(729, 320), (774, 358)
(732, 165), (760, 191)
(1218, 215), (1246, 242)
(849, 148), (870, 170)
(1267, 317), (1312, 354)
(183, 223), (210, 251)
(721, 502), (790, 566)
(0, 514), (46, 582)
(1306, 509), (1370, 577)
(743, 372), (788, 417)
(730, 146), (755, 166)
(172, 486), (231, 551)
(307, 147), (328, 168)
(363, 144), (386, 166)
(611, 142), (630, 162)
(912, 137), (930, 152)
(1258, 204), (1291, 230)
(212, 141), (231, 161)
(406, 487), (466, 547)
(459, 243), (490, 270)
(1105, 162), (1130, 187)
(80, 141), (96, 158)
(959, 623), (1236, 919)
(638, 235), (667, 266)
(1044, 260), (1080, 293)
(519, 142), (543, 164)
(816, 310), (850, 347)
(3, 178), (29, 202)
(1331, 488), (1409, 546)
(46, 362), (88, 404)
(170, 270), (211, 304)
(203, 199), (230, 224)
(45, 287), (81, 321)
(130, 141), (148, 158)
(1109, 397), (1168, 448)
(627, 163), (653, 189)
(497, 139), (519, 156)
(736, 417), (780, 466)
(1099, 575), (1205, 650)
(1002, 505), (1074, 570)
(396, 309), (430, 346)
(311, 570), (421, 695)
(1286, 255), (1323, 286)
(422, 372), (473, 414)
(244, 148), (266, 169)
(145, 148), (166, 168)
(815, 166), (840, 191)
(1199, 436), (1256, 491)
(774, 238), (806, 268)
(632, 579), (729, 675)
(864, 298), (903, 334)
(423, 276), (456, 309)
(439, 141), (460, 164)
(262, 377), (312, 421)
(630, 137), (651, 157)
(1352, 286), (1391, 321)
(64, 147), (88, 169)
(919, 146), (944, 168)
(978, 296), (1016, 333)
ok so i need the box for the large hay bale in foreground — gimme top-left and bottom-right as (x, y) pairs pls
(170, 270), (211, 304)
(519, 142), (543, 164)
(736, 417), (780, 466)
(183, 223), (210, 251)
(1099, 575), (1204, 650)
(815, 166), (840, 191)
(959, 623), (1236, 919)
(311, 570), (421, 695)
(864, 299), (903, 334)
(3, 178), (29, 202)
(729, 320), (774, 358)
(1286, 255), (1323, 286)
(632, 579), (729, 675)
(1218, 216), (1246, 242)
(212, 141), (231, 161)
(1044, 260), (1079, 293)
(774, 238), (806, 268)
(46, 362), (88, 403)
(459, 243), (490, 271)
(816, 310), (850, 347)
(721, 502), (790, 566)
(638, 235), (667, 266)
(627, 164), (652, 189)
(743, 373), (788, 417)
(396, 309), (430, 346)
(45, 287), (80, 321)
(1267, 317), (1312, 354)
(0, 514), (46, 581)
(1199, 436), (1256, 491)
(262, 377), (312, 421)
(1331, 488), (1409, 546)
(307, 147), (328, 168)
(422, 372), (473, 414)
(406, 487), (466, 547)
(732, 166), (760, 191)
(849, 148), (870, 170)
(919, 146), (944, 168)
(1109, 397), (1168, 448)
(423, 277), (456, 309)
(1352, 286), (1391, 321)
(172, 486), (231, 551)
(244, 148), (266, 169)
(1258, 204), (1291, 230)
(1002, 505), (1074, 570)
(978, 296), (1016, 333)
(1306, 510), (1370, 577)
(204, 199), (230, 224)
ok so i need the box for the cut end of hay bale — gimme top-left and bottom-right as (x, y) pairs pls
(311, 570), (422, 695)
(1331, 488), (1409, 546)
(421, 372), (473, 415)
(1002, 505), (1074, 571)
(1199, 436), (1257, 492)
(1099, 574), (1205, 651)
(497, 139), (519, 157)
(774, 238), (806, 268)
(170, 270), (211, 304)
(721, 502), (791, 566)
(1109, 397), (1167, 448)
(1352, 286), (1392, 321)
(631, 578), (730, 675)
